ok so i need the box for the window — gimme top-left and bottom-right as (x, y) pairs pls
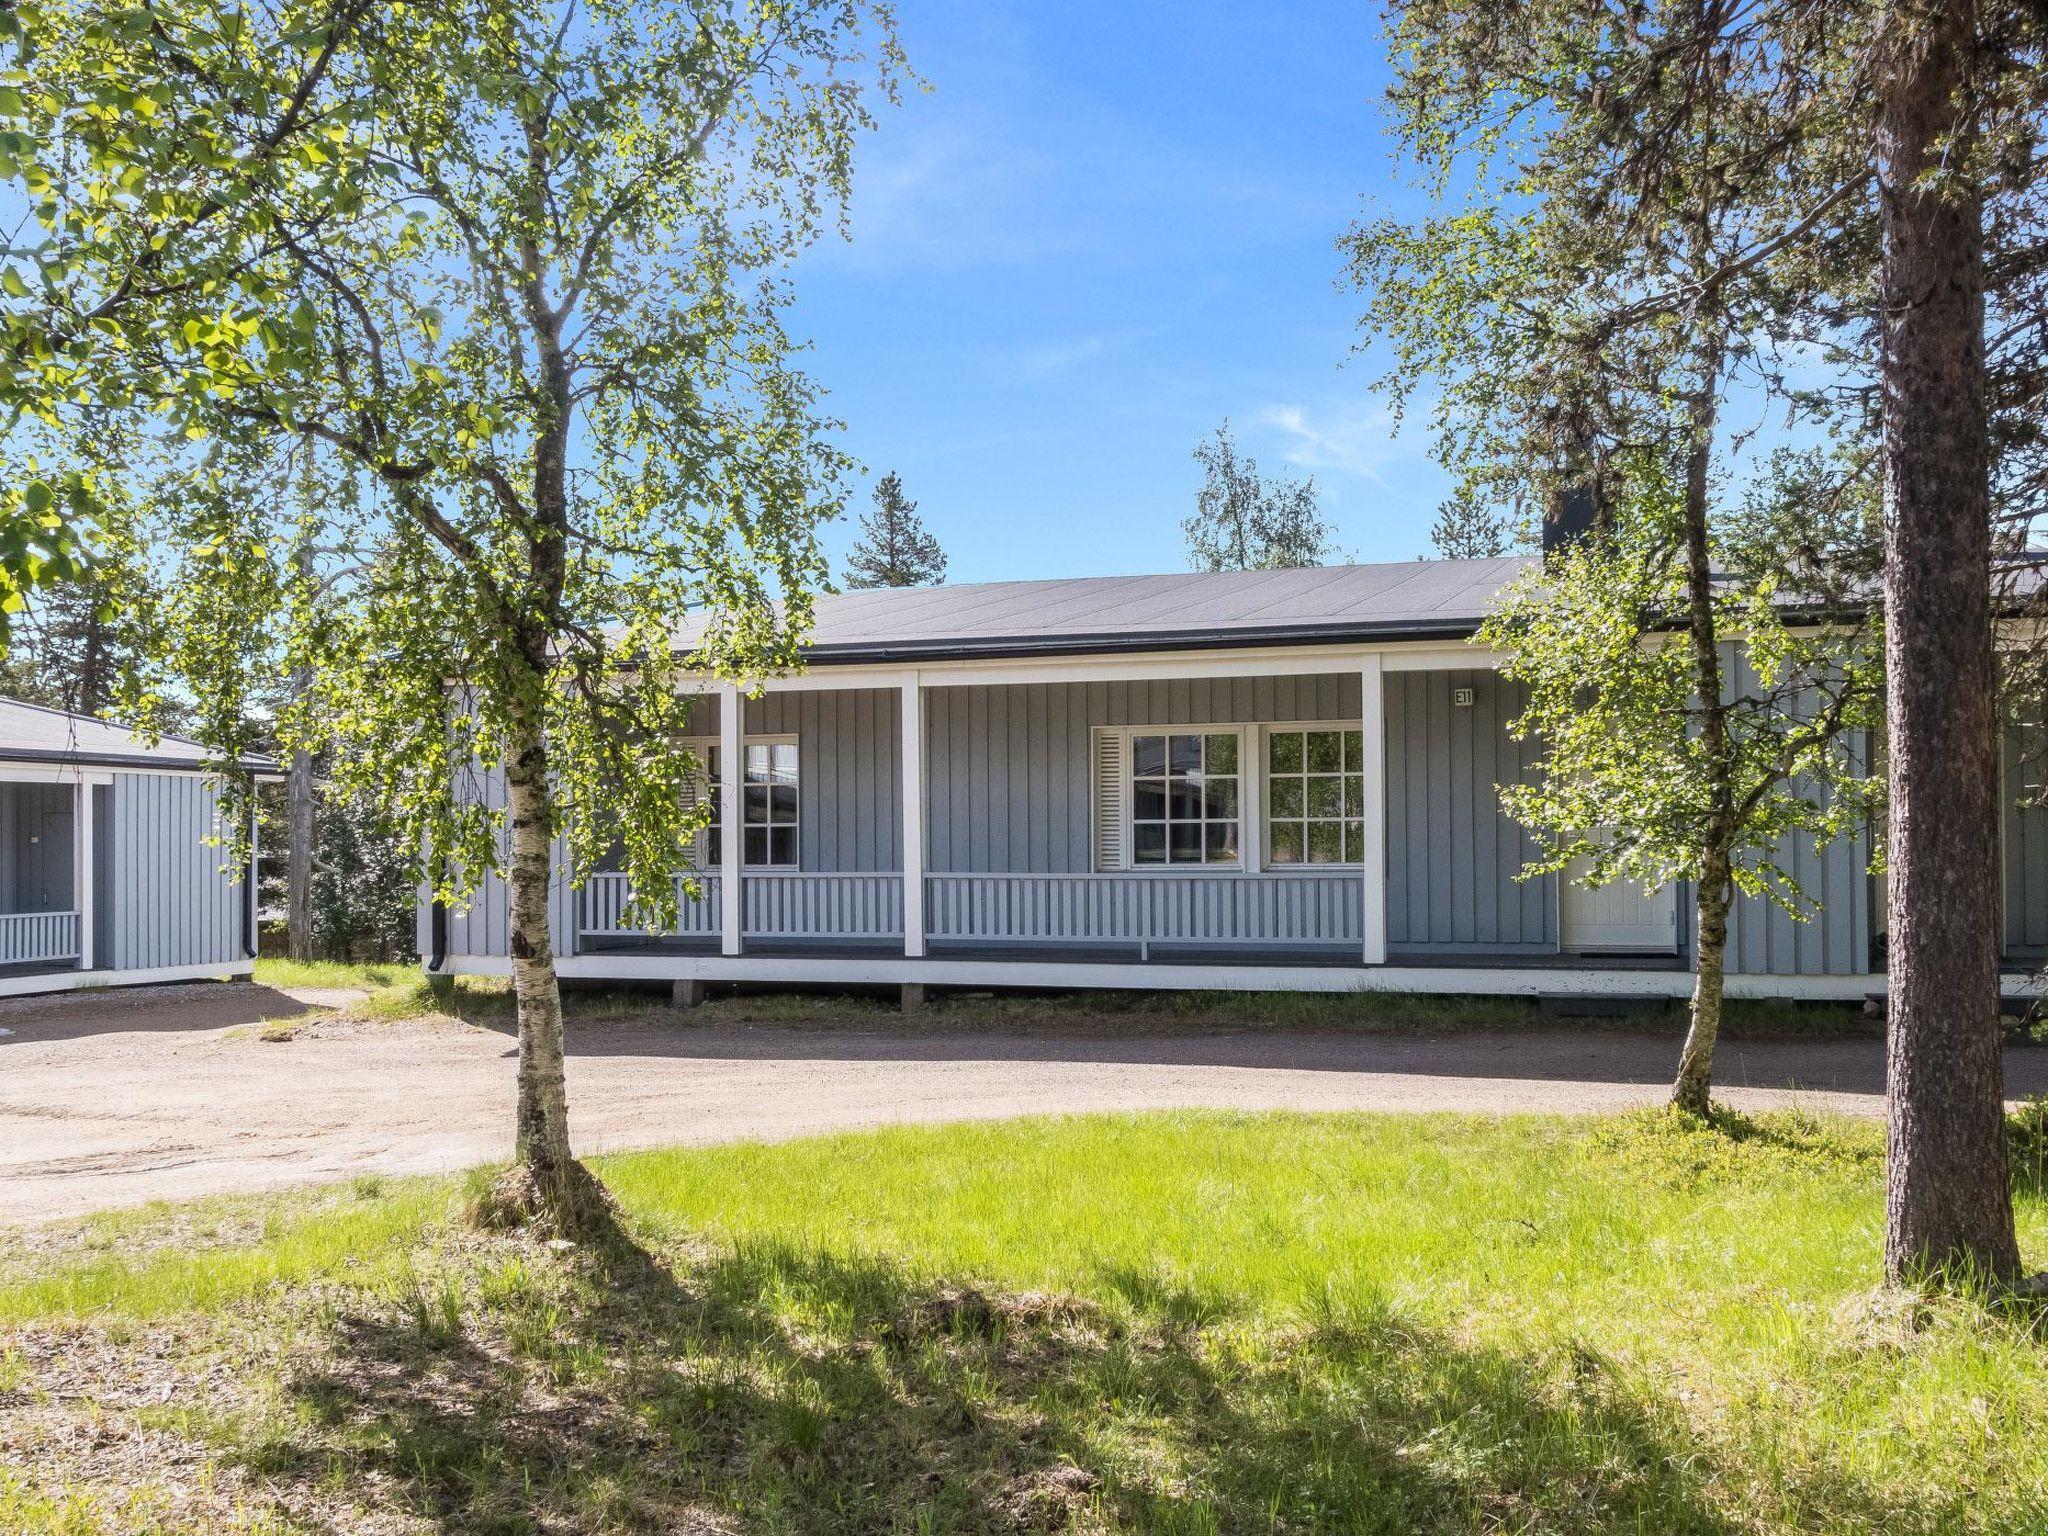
(1130, 731), (1240, 864)
(702, 741), (799, 867)
(1266, 727), (1365, 865)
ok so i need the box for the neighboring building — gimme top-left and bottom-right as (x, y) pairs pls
(0, 697), (272, 998)
(419, 558), (2041, 1003)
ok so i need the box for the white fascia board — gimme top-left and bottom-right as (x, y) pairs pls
(679, 640), (1506, 694)
(0, 763), (120, 786)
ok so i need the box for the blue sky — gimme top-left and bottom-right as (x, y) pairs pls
(788, 0), (1451, 586)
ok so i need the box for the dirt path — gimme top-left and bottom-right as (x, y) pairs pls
(5, 981), (2045, 1225)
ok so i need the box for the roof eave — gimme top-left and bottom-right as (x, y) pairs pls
(0, 746), (280, 774)
(787, 617), (1490, 668)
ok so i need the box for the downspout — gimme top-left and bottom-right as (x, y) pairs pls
(427, 845), (449, 972)
(244, 778), (260, 960)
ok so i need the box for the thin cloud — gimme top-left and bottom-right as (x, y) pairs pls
(1253, 398), (1431, 488)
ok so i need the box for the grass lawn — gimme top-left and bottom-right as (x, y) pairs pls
(3, 1110), (2045, 1533)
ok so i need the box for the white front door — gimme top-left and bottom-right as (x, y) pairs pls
(1561, 859), (1679, 953)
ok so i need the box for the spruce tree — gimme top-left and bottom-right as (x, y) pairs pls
(844, 473), (947, 589)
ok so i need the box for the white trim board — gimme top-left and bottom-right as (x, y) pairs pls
(433, 951), (1960, 1002)
(683, 640), (1509, 694)
(0, 959), (256, 1000)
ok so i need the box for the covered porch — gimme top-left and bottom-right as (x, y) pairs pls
(0, 774), (94, 977)
(565, 641), (1590, 973)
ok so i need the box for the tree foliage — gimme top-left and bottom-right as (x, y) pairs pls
(1484, 461), (1883, 914)
(5, 0), (905, 1225)
(1183, 422), (1333, 572)
(1348, 0), (1892, 1114)
(843, 470), (946, 588)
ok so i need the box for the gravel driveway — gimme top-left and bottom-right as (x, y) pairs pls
(5, 981), (2045, 1225)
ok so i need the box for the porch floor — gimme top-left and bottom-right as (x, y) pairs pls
(573, 936), (1688, 971)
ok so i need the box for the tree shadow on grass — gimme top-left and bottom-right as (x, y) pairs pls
(241, 1212), (1893, 1534)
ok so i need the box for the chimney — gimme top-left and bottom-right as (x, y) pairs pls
(1543, 483), (1598, 565)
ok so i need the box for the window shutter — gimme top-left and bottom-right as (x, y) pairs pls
(1092, 728), (1128, 871)
(681, 752), (713, 865)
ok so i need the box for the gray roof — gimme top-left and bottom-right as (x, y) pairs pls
(687, 557), (1535, 664)
(0, 697), (277, 772)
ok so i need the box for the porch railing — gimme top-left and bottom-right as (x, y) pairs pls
(577, 872), (721, 940)
(0, 910), (81, 968)
(743, 871), (903, 940)
(574, 870), (1362, 952)
(924, 872), (1363, 949)
(576, 870), (903, 943)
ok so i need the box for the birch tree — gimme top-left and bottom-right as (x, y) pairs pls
(1184, 421), (1334, 571)
(1349, 0), (1882, 1114)
(7, 0), (904, 1230)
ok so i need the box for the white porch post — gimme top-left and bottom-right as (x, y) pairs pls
(719, 681), (744, 957)
(1359, 653), (1387, 965)
(74, 778), (92, 972)
(901, 671), (926, 957)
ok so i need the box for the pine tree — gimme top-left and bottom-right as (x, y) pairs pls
(844, 473), (947, 589)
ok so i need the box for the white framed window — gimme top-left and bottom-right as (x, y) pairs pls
(1264, 724), (1366, 866)
(1092, 725), (1245, 869)
(682, 735), (799, 868)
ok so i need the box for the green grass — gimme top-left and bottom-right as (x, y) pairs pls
(252, 956), (507, 1023)
(3, 1108), (2045, 1533)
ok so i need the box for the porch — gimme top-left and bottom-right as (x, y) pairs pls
(498, 634), (1897, 1000)
(0, 779), (89, 977)
(547, 645), (1697, 978)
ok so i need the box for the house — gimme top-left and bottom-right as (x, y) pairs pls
(0, 696), (272, 998)
(420, 558), (2048, 1004)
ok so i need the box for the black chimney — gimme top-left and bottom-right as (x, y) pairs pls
(1543, 483), (1598, 564)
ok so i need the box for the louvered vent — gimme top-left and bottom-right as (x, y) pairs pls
(680, 752), (713, 865)
(1092, 728), (1128, 872)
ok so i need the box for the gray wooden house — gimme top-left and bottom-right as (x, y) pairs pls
(0, 697), (269, 997)
(422, 558), (2048, 1003)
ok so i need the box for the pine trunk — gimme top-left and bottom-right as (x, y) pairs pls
(286, 737), (314, 962)
(287, 526), (317, 963)
(1877, 0), (2021, 1283)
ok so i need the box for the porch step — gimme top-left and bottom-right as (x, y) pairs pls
(1536, 992), (1668, 1019)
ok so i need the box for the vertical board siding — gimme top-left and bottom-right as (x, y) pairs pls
(2005, 721), (2048, 957)
(3, 782), (76, 913)
(441, 760), (576, 959)
(108, 772), (245, 972)
(1710, 649), (1875, 977)
(748, 688), (902, 872)
(925, 674), (1364, 874)
(92, 784), (113, 971)
(1721, 821), (1873, 977)
(443, 760), (510, 958)
(1383, 669), (1557, 951)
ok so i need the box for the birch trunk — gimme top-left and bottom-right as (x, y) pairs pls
(1674, 857), (1731, 1116)
(1671, 329), (1736, 1115)
(1877, 0), (2021, 1283)
(500, 700), (579, 1209)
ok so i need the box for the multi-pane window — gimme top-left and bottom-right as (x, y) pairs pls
(702, 741), (799, 867)
(1266, 728), (1365, 865)
(1130, 731), (1240, 864)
